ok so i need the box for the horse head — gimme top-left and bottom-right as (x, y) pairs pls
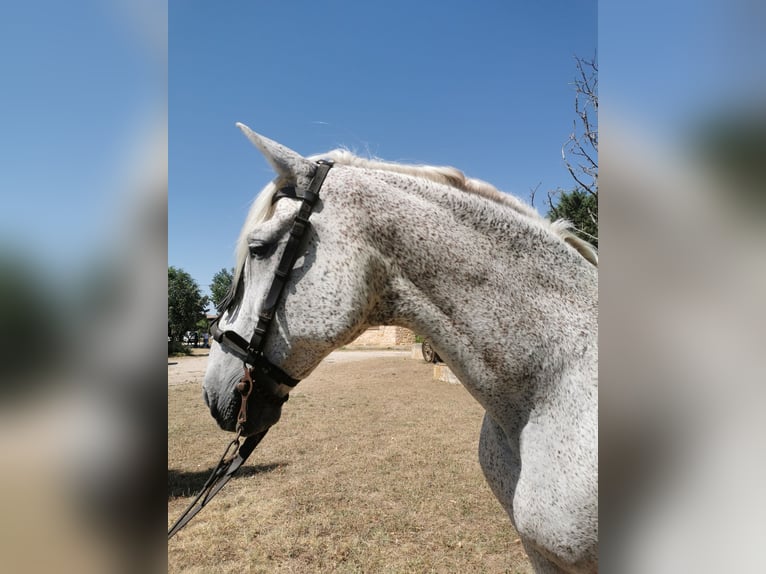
(202, 125), (377, 436)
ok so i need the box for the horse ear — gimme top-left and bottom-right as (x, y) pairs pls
(236, 123), (312, 180)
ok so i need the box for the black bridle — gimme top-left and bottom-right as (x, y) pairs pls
(209, 158), (334, 389)
(168, 159), (334, 540)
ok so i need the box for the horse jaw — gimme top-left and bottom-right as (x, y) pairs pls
(235, 122), (313, 181)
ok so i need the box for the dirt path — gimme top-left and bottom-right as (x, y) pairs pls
(168, 348), (413, 386)
(167, 353), (209, 386)
(169, 350), (532, 573)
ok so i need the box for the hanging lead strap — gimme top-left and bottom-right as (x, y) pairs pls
(167, 429), (267, 539)
(168, 364), (259, 540)
(245, 160), (333, 359)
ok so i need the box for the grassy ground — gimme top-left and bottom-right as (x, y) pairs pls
(168, 355), (532, 573)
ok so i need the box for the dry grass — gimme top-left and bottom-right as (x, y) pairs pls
(169, 355), (532, 573)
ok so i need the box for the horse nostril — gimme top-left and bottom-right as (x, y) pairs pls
(203, 389), (220, 420)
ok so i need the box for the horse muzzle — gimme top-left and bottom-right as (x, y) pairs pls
(234, 366), (290, 436)
(208, 362), (294, 436)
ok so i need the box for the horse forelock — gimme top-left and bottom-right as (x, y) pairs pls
(233, 180), (279, 287)
(233, 149), (597, 284)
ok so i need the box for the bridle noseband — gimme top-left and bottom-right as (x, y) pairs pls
(168, 159), (333, 540)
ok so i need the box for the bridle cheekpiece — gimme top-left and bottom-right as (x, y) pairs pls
(209, 159), (334, 391)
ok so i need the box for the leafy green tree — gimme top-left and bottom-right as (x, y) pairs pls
(694, 112), (765, 214)
(168, 266), (208, 343)
(210, 267), (234, 310)
(0, 253), (64, 385)
(547, 188), (598, 247)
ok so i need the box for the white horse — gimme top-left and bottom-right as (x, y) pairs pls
(203, 124), (598, 573)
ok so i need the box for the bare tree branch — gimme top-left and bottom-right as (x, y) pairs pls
(562, 144), (596, 196)
(542, 55), (599, 247)
(529, 181), (542, 207)
(566, 162), (596, 196)
(547, 188), (560, 215)
(562, 54), (598, 198)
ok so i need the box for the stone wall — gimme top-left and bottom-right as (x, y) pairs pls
(433, 363), (461, 384)
(348, 326), (416, 348)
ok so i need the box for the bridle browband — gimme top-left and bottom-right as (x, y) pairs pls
(168, 159), (334, 540)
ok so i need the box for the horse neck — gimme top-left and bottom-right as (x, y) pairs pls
(358, 173), (598, 417)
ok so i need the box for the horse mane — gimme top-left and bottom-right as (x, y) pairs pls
(234, 150), (598, 286)
(319, 150), (598, 267)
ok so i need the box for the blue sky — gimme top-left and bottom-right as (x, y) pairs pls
(169, 0), (597, 303)
(0, 1), (162, 271)
(599, 0), (758, 140)
(2, 1), (759, 306)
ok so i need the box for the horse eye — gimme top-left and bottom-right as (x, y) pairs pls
(249, 242), (272, 259)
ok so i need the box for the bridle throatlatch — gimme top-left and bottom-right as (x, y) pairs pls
(168, 160), (334, 540)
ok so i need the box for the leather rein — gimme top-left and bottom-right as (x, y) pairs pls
(168, 159), (334, 540)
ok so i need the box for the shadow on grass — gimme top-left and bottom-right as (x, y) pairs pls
(168, 463), (287, 499)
